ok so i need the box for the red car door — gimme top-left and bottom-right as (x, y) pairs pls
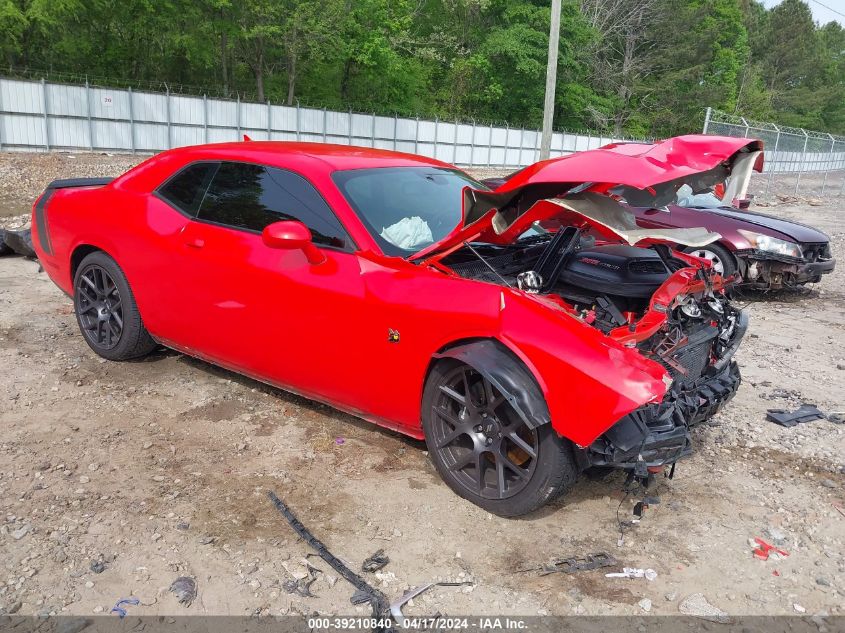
(153, 161), (374, 409)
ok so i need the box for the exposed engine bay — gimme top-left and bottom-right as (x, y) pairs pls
(443, 227), (728, 336)
(442, 224), (747, 475)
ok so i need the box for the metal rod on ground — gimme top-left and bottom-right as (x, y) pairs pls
(539, 0), (561, 160)
(266, 491), (390, 620)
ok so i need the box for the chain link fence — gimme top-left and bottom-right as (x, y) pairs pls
(703, 108), (845, 198)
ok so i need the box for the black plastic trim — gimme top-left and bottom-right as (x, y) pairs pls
(45, 177), (114, 190)
(34, 190), (55, 256)
(586, 361), (742, 471)
(434, 339), (550, 429)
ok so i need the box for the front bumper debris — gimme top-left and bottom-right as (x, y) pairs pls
(736, 248), (835, 288)
(583, 360), (742, 475)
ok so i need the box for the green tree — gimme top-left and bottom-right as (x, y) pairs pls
(2, 0), (844, 137)
(643, 0), (750, 135)
(0, 0), (27, 63)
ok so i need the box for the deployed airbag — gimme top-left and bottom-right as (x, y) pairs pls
(380, 216), (433, 250)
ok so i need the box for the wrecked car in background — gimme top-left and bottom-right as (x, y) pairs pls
(635, 186), (835, 290)
(32, 136), (748, 516)
(484, 141), (835, 290)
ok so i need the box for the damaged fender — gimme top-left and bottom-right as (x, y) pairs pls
(433, 339), (551, 429)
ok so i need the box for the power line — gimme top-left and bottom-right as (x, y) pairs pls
(807, 0), (845, 20)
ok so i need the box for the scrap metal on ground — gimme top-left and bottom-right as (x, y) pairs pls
(267, 491), (390, 619)
(766, 404), (826, 427)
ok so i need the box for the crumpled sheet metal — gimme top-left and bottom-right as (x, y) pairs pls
(544, 194), (722, 248)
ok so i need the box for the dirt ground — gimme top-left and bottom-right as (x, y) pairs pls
(0, 151), (843, 621)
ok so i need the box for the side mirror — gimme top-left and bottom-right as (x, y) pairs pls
(262, 220), (326, 265)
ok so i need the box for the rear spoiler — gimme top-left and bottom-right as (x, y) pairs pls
(35, 178), (113, 257)
(45, 177), (114, 190)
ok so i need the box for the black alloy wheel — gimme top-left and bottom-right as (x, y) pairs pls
(76, 264), (124, 350)
(429, 364), (540, 500)
(72, 251), (157, 360)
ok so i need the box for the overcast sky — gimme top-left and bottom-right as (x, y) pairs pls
(761, 0), (845, 26)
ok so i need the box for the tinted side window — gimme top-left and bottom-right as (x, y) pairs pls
(157, 162), (218, 216)
(197, 162), (351, 249)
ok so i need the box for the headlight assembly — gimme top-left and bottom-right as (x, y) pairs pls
(737, 229), (803, 259)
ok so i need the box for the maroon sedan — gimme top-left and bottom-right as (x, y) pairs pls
(631, 190), (835, 289)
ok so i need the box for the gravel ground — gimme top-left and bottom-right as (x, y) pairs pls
(0, 151), (843, 621)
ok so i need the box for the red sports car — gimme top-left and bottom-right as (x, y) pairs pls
(32, 136), (750, 516)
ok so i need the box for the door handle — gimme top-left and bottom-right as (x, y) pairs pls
(185, 238), (205, 249)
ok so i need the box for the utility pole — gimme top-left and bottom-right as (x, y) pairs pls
(539, 0), (561, 160)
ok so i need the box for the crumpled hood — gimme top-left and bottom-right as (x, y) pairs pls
(412, 134), (763, 261)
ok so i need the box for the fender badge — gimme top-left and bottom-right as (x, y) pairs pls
(388, 329), (400, 343)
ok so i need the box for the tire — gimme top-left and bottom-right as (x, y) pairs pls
(683, 242), (737, 277)
(422, 359), (578, 517)
(73, 251), (157, 360)
(0, 230), (12, 256)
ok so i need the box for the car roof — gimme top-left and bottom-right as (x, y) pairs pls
(166, 141), (455, 172)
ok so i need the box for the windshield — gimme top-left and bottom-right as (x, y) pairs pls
(332, 167), (488, 256)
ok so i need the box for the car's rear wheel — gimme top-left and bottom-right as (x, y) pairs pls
(73, 251), (157, 360)
(683, 243), (737, 277)
(422, 360), (578, 516)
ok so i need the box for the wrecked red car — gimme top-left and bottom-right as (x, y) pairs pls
(485, 141), (835, 289)
(32, 136), (749, 516)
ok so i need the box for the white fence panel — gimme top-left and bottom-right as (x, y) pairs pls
(0, 76), (668, 170)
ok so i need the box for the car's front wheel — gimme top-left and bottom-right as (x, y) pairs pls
(73, 251), (157, 360)
(683, 243), (737, 277)
(422, 360), (578, 516)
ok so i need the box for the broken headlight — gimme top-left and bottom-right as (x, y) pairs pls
(738, 229), (802, 259)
